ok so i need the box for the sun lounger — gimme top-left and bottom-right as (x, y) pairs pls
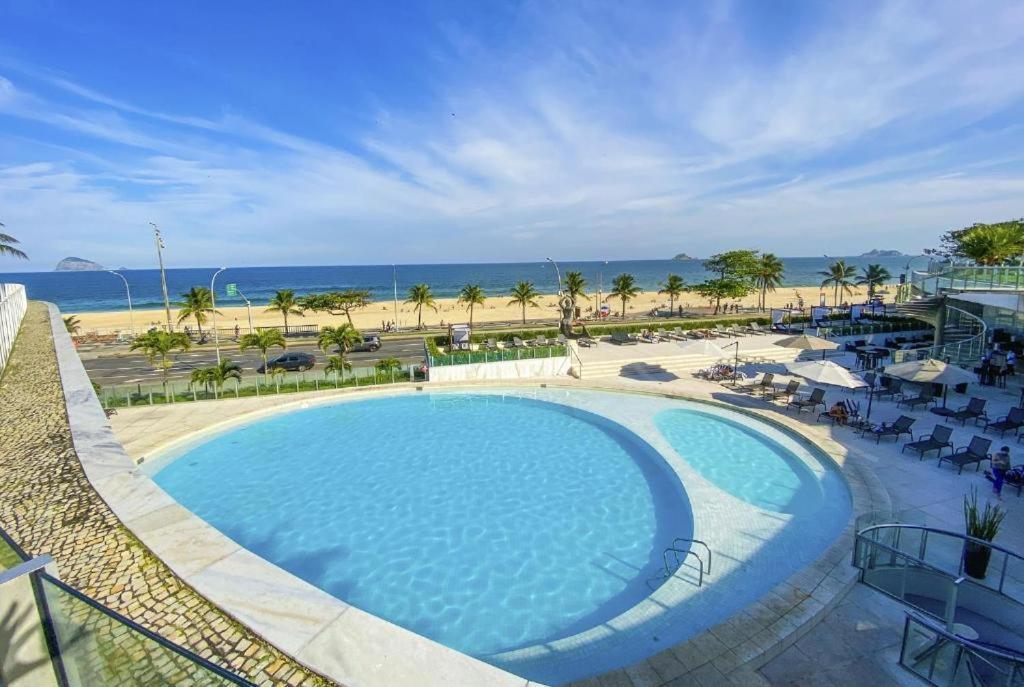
(875, 378), (903, 401)
(902, 425), (954, 459)
(867, 415), (915, 444)
(746, 322), (769, 335)
(667, 327), (686, 340)
(897, 386), (936, 409)
(609, 332), (638, 346)
(765, 379), (800, 401)
(737, 372), (774, 395)
(787, 387), (826, 413)
(512, 336), (531, 349)
(556, 334), (568, 346)
(533, 336), (549, 346)
(937, 436), (992, 474)
(984, 406), (1024, 437)
(578, 336), (598, 347)
(949, 397), (988, 426)
(485, 338), (499, 351)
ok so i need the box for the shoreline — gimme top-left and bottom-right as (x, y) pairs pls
(68, 284), (886, 334)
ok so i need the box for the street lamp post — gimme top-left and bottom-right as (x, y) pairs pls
(107, 270), (134, 336)
(210, 267), (227, 365)
(723, 340), (741, 386)
(151, 223), (173, 332)
(546, 257), (563, 294)
(393, 265), (399, 331)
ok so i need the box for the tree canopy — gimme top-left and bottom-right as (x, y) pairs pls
(927, 219), (1024, 265)
(692, 250), (759, 313)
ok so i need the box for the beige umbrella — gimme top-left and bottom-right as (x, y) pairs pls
(774, 333), (839, 360)
(883, 358), (977, 408)
(785, 360), (868, 389)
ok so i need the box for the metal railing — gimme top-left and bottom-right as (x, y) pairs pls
(0, 283), (28, 375)
(891, 305), (987, 365)
(661, 537), (712, 586)
(0, 527), (254, 686)
(910, 264), (1024, 298)
(427, 344), (568, 367)
(900, 612), (1024, 686)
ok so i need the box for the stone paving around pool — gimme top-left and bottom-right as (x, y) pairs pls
(0, 302), (335, 687)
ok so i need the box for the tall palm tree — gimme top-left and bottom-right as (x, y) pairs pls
(508, 281), (541, 325)
(857, 264), (892, 299)
(317, 324), (362, 372)
(324, 355), (352, 380)
(129, 330), (190, 396)
(564, 271), (588, 309)
(265, 289), (304, 333)
(457, 284), (487, 329)
(405, 284), (437, 329)
(608, 273), (641, 319)
(819, 259), (858, 307)
(176, 286), (219, 336)
(658, 274), (686, 313)
(753, 253), (785, 311)
(0, 223), (27, 259)
(190, 359), (242, 394)
(63, 315), (81, 335)
(239, 328), (286, 380)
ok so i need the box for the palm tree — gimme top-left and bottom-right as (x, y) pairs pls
(190, 359), (242, 395)
(608, 273), (641, 319)
(658, 274), (686, 313)
(0, 223), (27, 259)
(457, 284), (486, 329)
(405, 284), (437, 329)
(857, 264), (892, 299)
(375, 357), (403, 381)
(129, 330), (190, 396)
(508, 281), (541, 325)
(819, 259), (858, 307)
(239, 328), (286, 380)
(564, 271), (588, 309)
(753, 253), (785, 311)
(176, 286), (219, 336)
(317, 324), (362, 372)
(324, 355), (352, 381)
(265, 289), (304, 333)
(63, 315), (81, 335)
(958, 223), (1024, 265)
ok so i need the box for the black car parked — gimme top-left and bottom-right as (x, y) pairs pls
(258, 352), (316, 373)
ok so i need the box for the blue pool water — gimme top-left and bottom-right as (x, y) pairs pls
(153, 394), (691, 663)
(655, 408), (840, 514)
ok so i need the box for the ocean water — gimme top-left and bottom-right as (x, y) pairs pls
(3, 256), (911, 312)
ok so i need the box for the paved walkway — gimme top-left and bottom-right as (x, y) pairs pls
(0, 303), (335, 687)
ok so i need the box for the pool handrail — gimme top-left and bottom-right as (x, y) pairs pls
(673, 537), (712, 575)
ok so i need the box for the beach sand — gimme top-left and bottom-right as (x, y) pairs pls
(69, 284), (884, 335)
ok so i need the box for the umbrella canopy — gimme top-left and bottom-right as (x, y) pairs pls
(785, 360), (868, 389)
(883, 359), (977, 387)
(774, 334), (840, 351)
(677, 340), (727, 357)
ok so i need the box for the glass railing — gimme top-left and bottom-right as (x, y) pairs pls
(911, 264), (1024, 297)
(98, 365), (426, 408)
(900, 612), (1024, 686)
(428, 344), (567, 367)
(890, 305), (987, 365)
(0, 527), (255, 686)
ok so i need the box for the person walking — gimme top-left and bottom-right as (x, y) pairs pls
(992, 445), (1012, 500)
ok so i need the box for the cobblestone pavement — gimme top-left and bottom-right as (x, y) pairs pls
(0, 303), (337, 687)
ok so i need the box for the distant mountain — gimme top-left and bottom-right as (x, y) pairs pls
(54, 257), (104, 272)
(672, 253), (698, 261)
(860, 249), (905, 257)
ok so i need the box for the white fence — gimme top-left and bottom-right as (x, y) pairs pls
(0, 283), (28, 375)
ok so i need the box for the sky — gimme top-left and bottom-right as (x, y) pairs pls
(1, 0), (1023, 271)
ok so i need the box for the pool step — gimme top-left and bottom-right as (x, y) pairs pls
(582, 348), (800, 379)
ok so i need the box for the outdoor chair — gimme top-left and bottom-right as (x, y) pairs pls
(875, 378), (903, 401)
(868, 415), (915, 444)
(949, 398), (988, 426)
(485, 338), (499, 351)
(902, 425), (954, 459)
(533, 336), (549, 346)
(787, 387), (826, 414)
(937, 436), (992, 474)
(856, 372), (877, 395)
(555, 334), (568, 346)
(578, 335), (598, 348)
(984, 406), (1024, 437)
(765, 379), (801, 402)
(609, 332), (637, 346)
(512, 336), (531, 349)
(738, 373), (774, 395)
(670, 327), (687, 340)
(898, 385), (936, 409)
(818, 398), (858, 425)
(747, 322), (769, 335)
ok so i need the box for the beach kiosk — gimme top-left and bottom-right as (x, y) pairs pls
(449, 323), (472, 351)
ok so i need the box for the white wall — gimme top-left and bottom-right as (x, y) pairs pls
(0, 283), (28, 375)
(428, 356), (571, 382)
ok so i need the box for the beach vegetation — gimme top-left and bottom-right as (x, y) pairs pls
(753, 253), (785, 312)
(819, 259), (858, 306)
(324, 355), (352, 379)
(608, 273), (641, 319)
(928, 219), (1024, 265)
(0, 223), (27, 259)
(239, 328), (286, 379)
(691, 250), (759, 314)
(857, 264), (892, 298)
(406, 284), (437, 329)
(564, 271), (588, 307)
(658, 274), (686, 313)
(318, 323), (362, 372)
(301, 289), (372, 326)
(190, 359), (242, 394)
(129, 330), (190, 395)
(508, 281), (541, 324)
(457, 284), (487, 329)
(176, 286), (219, 336)
(265, 289), (305, 333)
(63, 315), (81, 335)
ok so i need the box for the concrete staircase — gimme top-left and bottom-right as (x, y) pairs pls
(582, 347), (802, 379)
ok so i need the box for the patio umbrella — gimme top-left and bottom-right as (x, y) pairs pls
(774, 333), (840, 360)
(676, 340), (727, 358)
(785, 360), (868, 389)
(882, 358), (977, 407)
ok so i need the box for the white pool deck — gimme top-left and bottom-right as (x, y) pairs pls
(78, 328), (1024, 687)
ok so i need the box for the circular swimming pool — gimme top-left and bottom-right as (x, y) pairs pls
(150, 388), (850, 685)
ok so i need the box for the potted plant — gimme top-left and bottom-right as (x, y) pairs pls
(963, 488), (1006, 579)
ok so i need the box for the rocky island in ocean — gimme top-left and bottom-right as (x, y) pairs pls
(672, 253), (698, 260)
(55, 257), (105, 271)
(860, 249), (905, 257)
